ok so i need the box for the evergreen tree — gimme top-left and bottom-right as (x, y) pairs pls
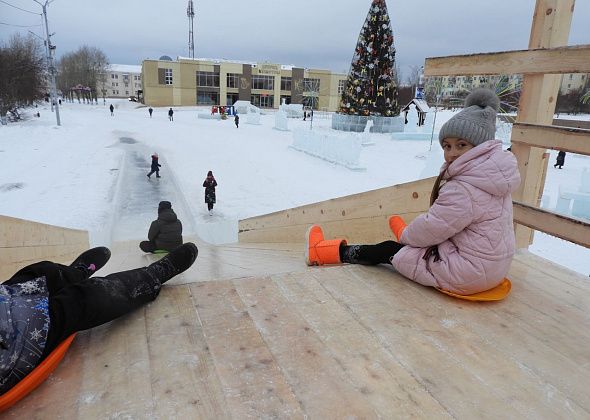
(339, 0), (400, 117)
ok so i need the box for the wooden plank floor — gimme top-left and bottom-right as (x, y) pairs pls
(4, 242), (590, 419)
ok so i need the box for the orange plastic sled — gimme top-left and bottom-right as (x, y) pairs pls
(436, 278), (512, 301)
(0, 334), (76, 412)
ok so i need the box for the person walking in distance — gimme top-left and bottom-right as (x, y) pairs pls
(554, 151), (566, 169)
(168, 107), (174, 121)
(203, 171), (217, 215)
(148, 107), (153, 118)
(147, 153), (161, 178)
(109, 104), (114, 116)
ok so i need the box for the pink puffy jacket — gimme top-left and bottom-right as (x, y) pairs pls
(391, 140), (521, 294)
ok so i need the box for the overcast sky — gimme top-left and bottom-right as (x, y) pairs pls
(1, 0), (589, 80)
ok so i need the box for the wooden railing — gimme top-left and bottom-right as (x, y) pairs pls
(239, 177), (434, 244)
(425, 0), (590, 249)
(0, 215), (89, 279)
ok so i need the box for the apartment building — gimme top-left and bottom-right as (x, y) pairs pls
(433, 73), (588, 98)
(560, 73), (588, 95)
(97, 64), (143, 99)
(141, 57), (347, 111)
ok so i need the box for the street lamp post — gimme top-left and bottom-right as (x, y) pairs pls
(34, 0), (61, 126)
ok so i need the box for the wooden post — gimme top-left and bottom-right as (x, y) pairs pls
(511, 0), (575, 248)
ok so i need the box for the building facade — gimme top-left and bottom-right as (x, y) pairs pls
(432, 73), (588, 98)
(141, 57), (347, 111)
(97, 64), (143, 100)
(560, 73), (588, 95)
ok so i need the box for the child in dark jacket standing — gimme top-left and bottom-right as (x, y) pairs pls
(305, 89), (521, 296)
(147, 153), (161, 178)
(203, 171), (217, 215)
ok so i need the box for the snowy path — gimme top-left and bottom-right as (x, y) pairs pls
(106, 134), (198, 244)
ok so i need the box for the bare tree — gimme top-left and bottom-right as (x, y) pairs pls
(0, 34), (46, 117)
(405, 65), (422, 87)
(56, 46), (109, 102)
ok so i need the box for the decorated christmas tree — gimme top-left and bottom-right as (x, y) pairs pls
(339, 0), (400, 117)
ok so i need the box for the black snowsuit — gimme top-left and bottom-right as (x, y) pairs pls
(147, 155), (161, 178)
(203, 177), (217, 211)
(168, 108), (174, 121)
(109, 104), (114, 116)
(141, 208), (183, 252)
(234, 114), (239, 128)
(1, 260), (165, 395)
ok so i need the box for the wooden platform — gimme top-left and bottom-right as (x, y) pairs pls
(4, 239), (590, 418)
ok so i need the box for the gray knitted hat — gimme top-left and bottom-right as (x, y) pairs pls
(438, 88), (500, 147)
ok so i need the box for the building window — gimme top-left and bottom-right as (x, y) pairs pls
(569, 74), (573, 80)
(125, 91), (129, 95)
(197, 91), (219, 105)
(123, 75), (129, 81)
(115, 74), (118, 79)
(111, 82), (115, 87)
(125, 83), (128, 87)
(116, 90), (119, 94)
(227, 93), (239, 105)
(280, 95), (291, 105)
(112, 90), (115, 94)
(111, 74), (115, 79)
(165, 68), (173, 85)
(338, 79), (346, 95)
(252, 75), (274, 90)
(251, 93), (274, 108)
(227, 73), (239, 88)
(197, 71), (219, 87)
(280, 77), (291, 91)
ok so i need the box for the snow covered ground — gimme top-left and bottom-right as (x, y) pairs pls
(1, 99), (588, 277)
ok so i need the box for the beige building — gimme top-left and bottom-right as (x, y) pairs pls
(435, 73), (588, 98)
(97, 64), (143, 100)
(560, 73), (588, 95)
(141, 57), (347, 111)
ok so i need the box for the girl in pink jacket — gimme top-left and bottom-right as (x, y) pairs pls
(306, 89), (521, 295)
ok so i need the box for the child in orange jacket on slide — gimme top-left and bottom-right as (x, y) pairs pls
(306, 89), (521, 296)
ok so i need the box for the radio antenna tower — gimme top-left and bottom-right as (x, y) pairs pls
(187, 0), (195, 59)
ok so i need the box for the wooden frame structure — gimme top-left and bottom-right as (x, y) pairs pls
(240, 0), (590, 250)
(425, 0), (590, 249)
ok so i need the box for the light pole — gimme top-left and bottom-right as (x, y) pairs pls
(34, 0), (61, 126)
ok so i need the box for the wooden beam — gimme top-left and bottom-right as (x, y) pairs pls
(511, 123), (590, 155)
(513, 201), (590, 248)
(512, 0), (575, 249)
(239, 177), (435, 244)
(424, 45), (590, 77)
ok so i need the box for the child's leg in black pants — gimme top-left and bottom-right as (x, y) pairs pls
(42, 266), (163, 357)
(340, 240), (404, 265)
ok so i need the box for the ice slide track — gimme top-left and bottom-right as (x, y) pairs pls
(107, 135), (198, 244)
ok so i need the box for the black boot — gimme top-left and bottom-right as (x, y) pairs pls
(146, 243), (198, 284)
(70, 247), (111, 276)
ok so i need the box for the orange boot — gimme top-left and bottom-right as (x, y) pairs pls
(388, 215), (407, 241)
(305, 225), (347, 266)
